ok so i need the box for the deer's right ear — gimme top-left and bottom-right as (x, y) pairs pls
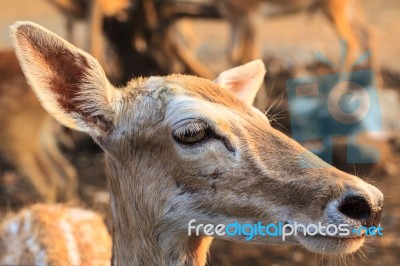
(215, 60), (266, 105)
(10, 21), (118, 137)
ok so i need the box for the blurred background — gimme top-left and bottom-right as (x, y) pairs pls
(0, 0), (400, 265)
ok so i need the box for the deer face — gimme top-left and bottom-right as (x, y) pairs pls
(12, 22), (383, 256)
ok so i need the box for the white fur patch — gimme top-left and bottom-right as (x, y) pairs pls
(67, 208), (98, 222)
(26, 236), (47, 265)
(5, 219), (20, 235)
(23, 210), (32, 232)
(59, 220), (80, 266)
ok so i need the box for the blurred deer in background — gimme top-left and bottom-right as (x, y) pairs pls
(215, 0), (375, 70)
(0, 51), (77, 202)
(48, 0), (132, 80)
(0, 204), (111, 265)
(173, 0), (377, 107)
(47, 0), (378, 112)
(132, 0), (216, 79)
(49, 0), (217, 81)
(126, 0), (377, 108)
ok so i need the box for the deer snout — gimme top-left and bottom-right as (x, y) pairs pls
(326, 183), (383, 228)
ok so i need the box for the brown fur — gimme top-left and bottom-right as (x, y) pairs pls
(11, 22), (383, 265)
(0, 204), (111, 265)
(0, 50), (77, 202)
(215, 0), (375, 69)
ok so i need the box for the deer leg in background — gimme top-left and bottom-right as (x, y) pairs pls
(169, 20), (215, 79)
(324, 0), (382, 86)
(15, 151), (58, 203)
(87, 0), (123, 81)
(241, 13), (263, 64)
(324, 0), (365, 70)
(88, 0), (104, 70)
(66, 16), (75, 43)
(140, 0), (214, 78)
(223, 7), (268, 109)
(229, 16), (247, 66)
(141, 0), (183, 76)
(229, 12), (263, 66)
(40, 119), (78, 202)
(231, 14), (268, 110)
(348, 0), (382, 86)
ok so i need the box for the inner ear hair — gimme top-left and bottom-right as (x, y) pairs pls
(11, 21), (115, 134)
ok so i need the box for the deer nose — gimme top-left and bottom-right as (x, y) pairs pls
(338, 195), (382, 227)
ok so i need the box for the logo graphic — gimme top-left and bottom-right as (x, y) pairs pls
(352, 225), (383, 236)
(188, 220), (384, 241)
(286, 41), (382, 166)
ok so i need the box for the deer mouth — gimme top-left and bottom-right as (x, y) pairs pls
(283, 218), (369, 254)
(295, 233), (366, 255)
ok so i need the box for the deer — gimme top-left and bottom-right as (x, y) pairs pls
(49, 0), (217, 80)
(11, 21), (383, 265)
(215, 0), (376, 70)
(0, 204), (111, 265)
(0, 50), (78, 203)
(152, 0), (377, 109)
(48, 0), (132, 80)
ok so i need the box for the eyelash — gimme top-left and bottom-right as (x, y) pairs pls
(174, 123), (207, 138)
(172, 120), (235, 152)
(173, 121), (210, 145)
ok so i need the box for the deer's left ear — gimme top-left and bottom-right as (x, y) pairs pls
(215, 60), (266, 105)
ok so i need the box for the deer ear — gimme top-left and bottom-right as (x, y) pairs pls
(215, 60), (266, 105)
(10, 21), (118, 137)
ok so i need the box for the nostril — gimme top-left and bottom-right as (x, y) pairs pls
(339, 195), (371, 221)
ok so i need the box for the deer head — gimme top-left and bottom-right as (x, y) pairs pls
(11, 21), (383, 265)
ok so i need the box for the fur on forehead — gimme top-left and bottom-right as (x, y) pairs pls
(123, 74), (251, 114)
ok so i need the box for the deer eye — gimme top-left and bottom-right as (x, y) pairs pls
(173, 121), (209, 145)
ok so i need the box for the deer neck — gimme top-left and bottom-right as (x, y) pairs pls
(105, 155), (213, 266)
